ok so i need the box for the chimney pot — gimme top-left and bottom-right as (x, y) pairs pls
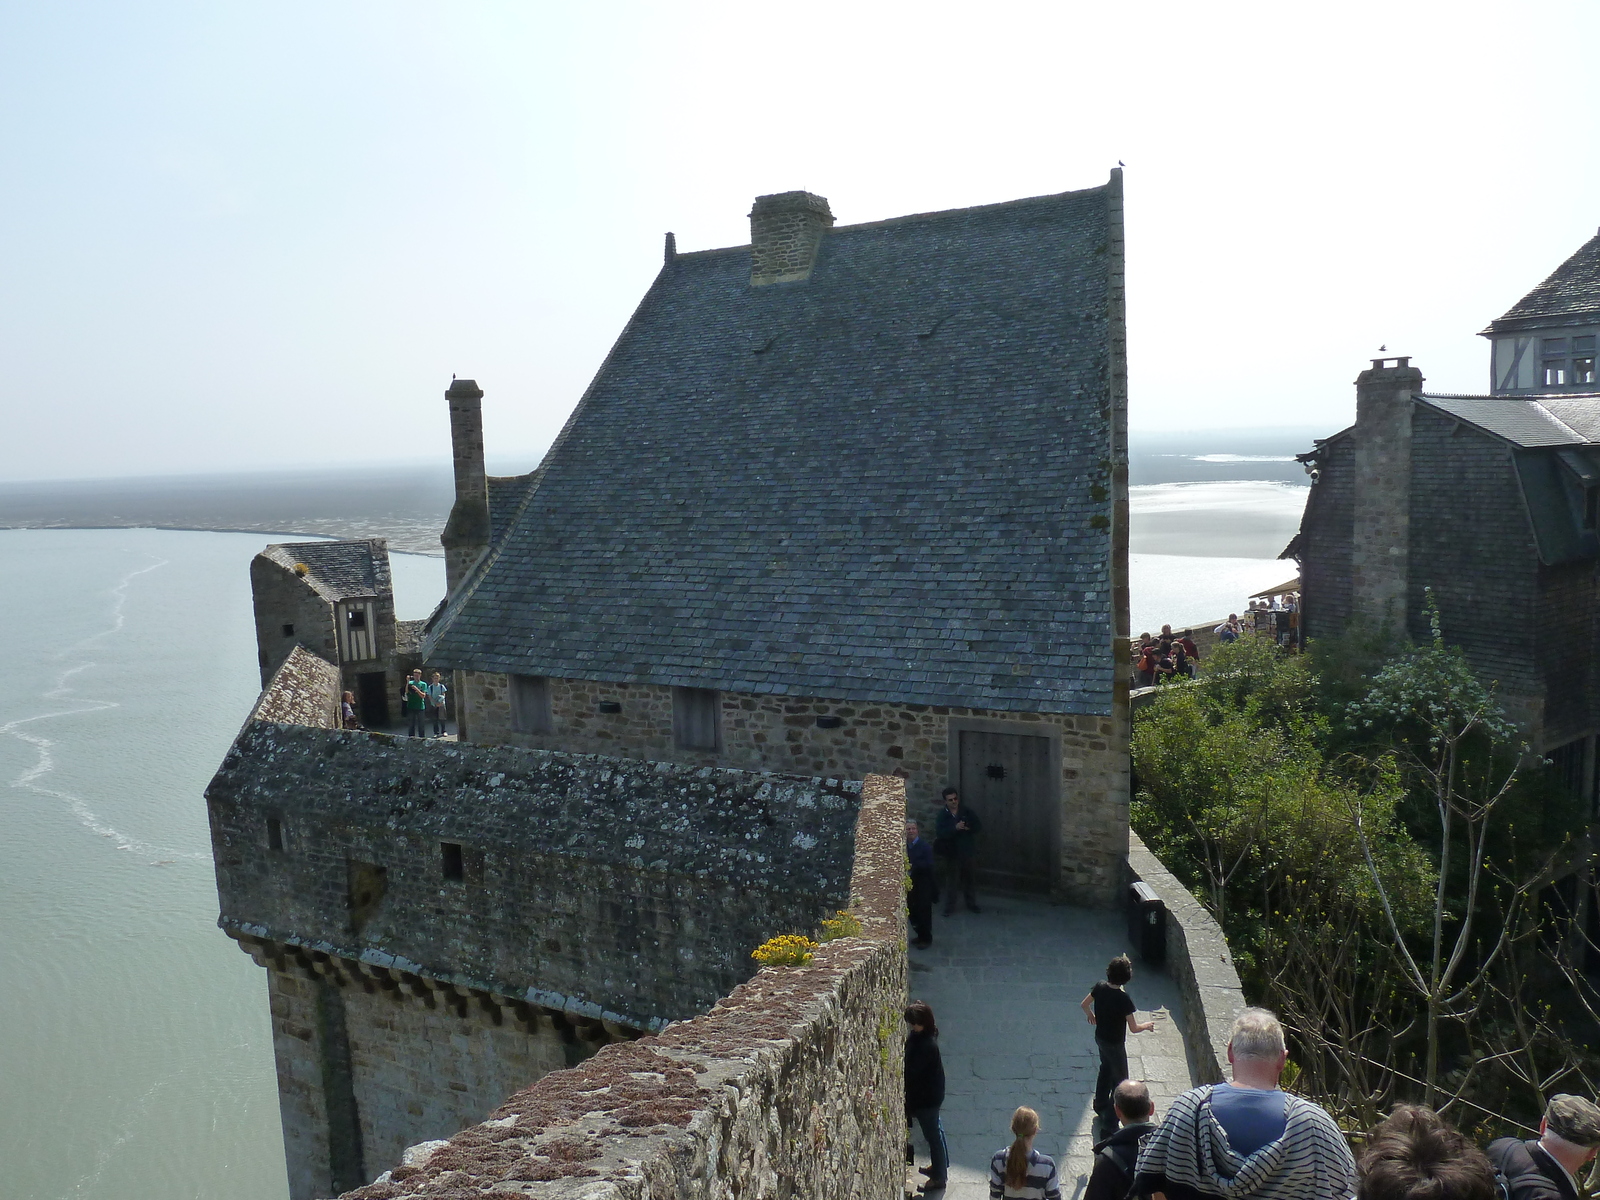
(748, 191), (833, 285)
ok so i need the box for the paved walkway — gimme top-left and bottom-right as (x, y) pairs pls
(905, 894), (1196, 1199)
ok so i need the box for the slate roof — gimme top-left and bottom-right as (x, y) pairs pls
(427, 183), (1122, 715)
(1418, 394), (1587, 447)
(1485, 229), (1600, 333)
(261, 539), (386, 601)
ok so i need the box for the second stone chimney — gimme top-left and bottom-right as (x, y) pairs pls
(441, 378), (490, 595)
(749, 191), (833, 285)
(1351, 355), (1425, 635)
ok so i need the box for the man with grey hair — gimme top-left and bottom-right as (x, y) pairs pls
(1134, 1007), (1356, 1200)
(1487, 1094), (1600, 1200)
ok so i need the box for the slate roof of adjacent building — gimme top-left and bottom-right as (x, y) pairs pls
(1484, 229), (1600, 333)
(1418, 392), (1600, 448)
(261, 539), (386, 601)
(427, 182), (1122, 715)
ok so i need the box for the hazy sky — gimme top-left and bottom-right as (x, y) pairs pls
(4, 1), (1598, 481)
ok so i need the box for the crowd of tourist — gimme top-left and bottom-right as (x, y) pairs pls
(1133, 592), (1304, 688)
(902, 998), (1600, 1200)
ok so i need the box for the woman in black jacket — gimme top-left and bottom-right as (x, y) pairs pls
(905, 1000), (949, 1190)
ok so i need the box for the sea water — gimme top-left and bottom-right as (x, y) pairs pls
(0, 529), (442, 1200)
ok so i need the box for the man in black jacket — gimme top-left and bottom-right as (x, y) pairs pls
(934, 787), (982, 916)
(1488, 1094), (1600, 1200)
(1087, 1080), (1156, 1200)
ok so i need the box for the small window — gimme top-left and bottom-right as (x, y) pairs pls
(673, 687), (720, 751)
(281, 624), (295, 637)
(510, 675), (551, 734)
(1544, 337), (1569, 357)
(1574, 335), (1596, 353)
(267, 816), (284, 852)
(441, 842), (464, 882)
(1545, 363), (1568, 387)
(1576, 357), (1596, 386)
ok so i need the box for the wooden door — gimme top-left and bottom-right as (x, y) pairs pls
(958, 731), (1055, 893)
(357, 671), (389, 727)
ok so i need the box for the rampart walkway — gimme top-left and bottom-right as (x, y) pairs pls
(906, 895), (1196, 1199)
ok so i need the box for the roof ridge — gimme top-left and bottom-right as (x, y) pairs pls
(669, 183), (1109, 260)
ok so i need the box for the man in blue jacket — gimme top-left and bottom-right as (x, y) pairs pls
(934, 787), (982, 916)
(906, 820), (938, 949)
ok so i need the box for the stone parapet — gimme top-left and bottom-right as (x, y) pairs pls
(1125, 832), (1245, 1084)
(340, 773), (908, 1200)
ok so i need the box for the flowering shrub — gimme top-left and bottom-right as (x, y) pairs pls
(819, 910), (863, 942)
(750, 934), (817, 967)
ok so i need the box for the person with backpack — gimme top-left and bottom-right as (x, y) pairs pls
(1087, 1080), (1157, 1200)
(1486, 1094), (1600, 1200)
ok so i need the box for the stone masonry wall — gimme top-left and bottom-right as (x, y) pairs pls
(459, 671), (1127, 907)
(1351, 365), (1421, 634)
(338, 773), (908, 1200)
(263, 964), (579, 1199)
(1125, 833), (1245, 1085)
(254, 555), (340, 688)
(208, 725), (864, 1028)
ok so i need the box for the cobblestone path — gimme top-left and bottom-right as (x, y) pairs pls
(904, 894), (1196, 1199)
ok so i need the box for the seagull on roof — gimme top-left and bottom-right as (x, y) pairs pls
(1378, 345), (1386, 352)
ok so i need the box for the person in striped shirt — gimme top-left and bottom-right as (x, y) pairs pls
(990, 1107), (1062, 1200)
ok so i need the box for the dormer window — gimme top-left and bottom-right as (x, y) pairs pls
(1543, 338), (1568, 387)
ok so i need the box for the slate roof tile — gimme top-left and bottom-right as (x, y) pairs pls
(1488, 230), (1600, 331)
(427, 186), (1119, 715)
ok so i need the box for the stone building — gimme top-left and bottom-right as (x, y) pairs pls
(1291, 226), (1600, 800)
(251, 538), (426, 726)
(427, 178), (1132, 906)
(209, 176), (1129, 1197)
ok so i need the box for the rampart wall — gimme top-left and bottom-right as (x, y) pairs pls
(339, 773), (908, 1200)
(208, 664), (874, 1198)
(459, 670), (1126, 906)
(1125, 832), (1246, 1083)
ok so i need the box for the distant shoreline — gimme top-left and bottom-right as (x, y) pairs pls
(0, 521), (446, 557)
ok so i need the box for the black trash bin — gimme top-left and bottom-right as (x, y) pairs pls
(1128, 881), (1167, 966)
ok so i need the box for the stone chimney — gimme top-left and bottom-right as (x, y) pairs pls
(749, 191), (833, 285)
(441, 378), (490, 595)
(1351, 355), (1425, 635)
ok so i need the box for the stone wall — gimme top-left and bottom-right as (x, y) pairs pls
(338, 773), (908, 1200)
(210, 664), (880, 1199)
(459, 671), (1127, 907)
(1125, 833), (1245, 1085)
(1351, 363), (1422, 634)
(260, 959), (583, 1199)
(254, 554), (340, 688)
(1298, 432), (1355, 644)
(207, 725), (864, 1028)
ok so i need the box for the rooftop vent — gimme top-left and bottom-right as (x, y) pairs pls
(749, 191), (833, 285)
